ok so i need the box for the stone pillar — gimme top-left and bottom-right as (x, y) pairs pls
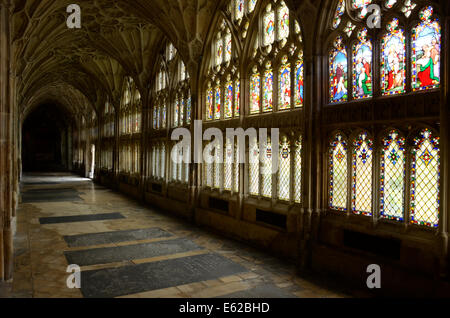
(0, 0), (13, 282)
(440, 14), (450, 279)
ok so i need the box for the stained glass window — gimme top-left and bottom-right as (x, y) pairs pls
(186, 95), (191, 124)
(206, 87), (214, 120)
(352, 0), (371, 9)
(215, 35), (223, 66)
(278, 136), (290, 201)
(294, 137), (302, 203)
(277, 2), (289, 41)
(234, 142), (240, 193)
(329, 36), (348, 103)
(205, 159), (213, 187)
(235, 80), (240, 117)
(329, 133), (348, 211)
(333, 0), (345, 29)
(261, 138), (272, 198)
(344, 22), (356, 37)
(401, 0), (416, 17)
(249, 137), (259, 196)
(380, 130), (405, 221)
(180, 98), (185, 126)
(381, 18), (406, 95)
(172, 144), (178, 181)
(160, 145), (166, 179)
(385, 0), (397, 9)
(162, 104), (167, 128)
(263, 63), (273, 112)
(225, 82), (233, 119)
(249, 0), (257, 13)
(225, 32), (232, 63)
(279, 56), (291, 110)
(263, 7), (275, 46)
(295, 52), (304, 108)
(215, 85), (221, 120)
(412, 6), (440, 91)
(214, 145), (221, 188)
(153, 107), (158, 129)
(224, 139), (233, 191)
(235, 0), (245, 20)
(353, 28), (373, 99)
(352, 132), (373, 215)
(410, 129), (440, 228)
(250, 68), (261, 114)
(174, 98), (179, 127)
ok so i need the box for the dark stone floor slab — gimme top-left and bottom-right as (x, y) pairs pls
(218, 283), (296, 298)
(22, 188), (82, 203)
(65, 238), (202, 266)
(39, 212), (125, 225)
(80, 253), (247, 298)
(64, 228), (173, 247)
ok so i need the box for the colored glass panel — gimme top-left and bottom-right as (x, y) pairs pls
(278, 137), (290, 201)
(410, 129), (440, 228)
(330, 133), (347, 211)
(225, 82), (233, 119)
(263, 68), (273, 112)
(278, 2), (289, 41)
(250, 72), (261, 114)
(329, 37), (348, 103)
(380, 130), (405, 221)
(352, 132), (373, 215)
(412, 6), (440, 91)
(263, 9), (275, 46)
(279, 62), (291, 110)
(295, 55), (304, 107)
(353, 28), (373, 99)
(381, 19), (406, 95)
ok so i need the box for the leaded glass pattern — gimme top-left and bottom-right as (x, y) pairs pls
(225, 82), (233, 119)
(385, 0), (397, 9)
(249, 138), (259, 196)
(279, 56), (291, 110)
(277, 2), (289, 41)
(380, 130), (405, 221)
(278, 136), (290, 201)
(263, 7), (275, 46)
(295, 53), (304, 108)
(333, 0), (345, 29)
(186, 96), (191, 124)
(329, 36), (348, 103)
(206, 87), (214, 120)
(353, 28), (373, 99)
(214, 145), (221, 189)
(352, 0), (371, 9)
(263, 64), (273, 112)
(250, 70), (261, 114)
(352, 132), (373, 215)
(224, 139), (233, 191)
(261, 138), (272, 198)
(412, 6), (440, 91)
(205, 160), (213, 187)
(294, 137), (302, 203)
(401, 0), (416, 18)
(215, 85), (221, 120)
(410, 129), (440, 228)
(235, 80), (240, 117)
(329, 133), (348, 211)
(234, 142), (240, 193)
(381, 18), (406, 95)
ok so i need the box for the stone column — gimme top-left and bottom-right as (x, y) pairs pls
(0, 0), (13, 281)
(440, 13), (450, 279)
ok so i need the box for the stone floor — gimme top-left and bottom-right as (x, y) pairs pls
(4, 172), (356, 298)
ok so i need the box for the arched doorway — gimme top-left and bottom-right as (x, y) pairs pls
(22, 103), (73, 172)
